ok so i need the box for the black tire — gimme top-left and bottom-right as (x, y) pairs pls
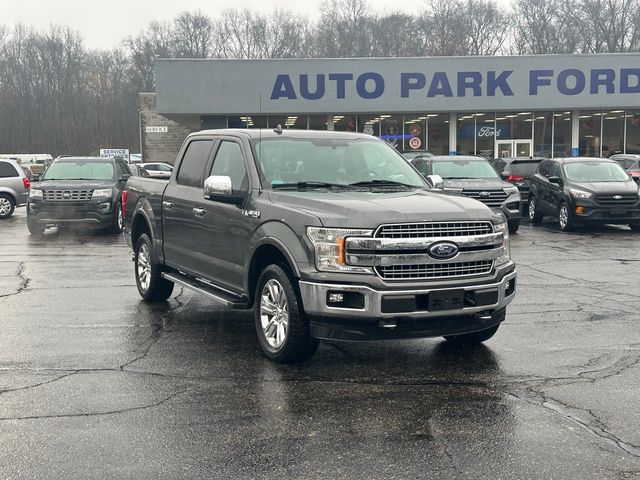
(110, 201), (123, 234)
(630, 223), (640, 232)
(508, 219), (520, 234)
(528, 196), (543, 224)
(443, 324), (500, 345)
(558, 202), (574, 232)
(0, 194), (15, 219)
(134, 233), (174, 302)
(27, 217), (45, 236)
(254, 264), (318, 363)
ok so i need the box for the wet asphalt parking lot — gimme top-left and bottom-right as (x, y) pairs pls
(0, 209), (639, 479)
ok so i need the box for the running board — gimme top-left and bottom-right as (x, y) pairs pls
(161, 272), (250, 309)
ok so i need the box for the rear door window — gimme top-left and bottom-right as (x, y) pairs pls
(177, 140), (214, 188)
(0, 162), (19, 178)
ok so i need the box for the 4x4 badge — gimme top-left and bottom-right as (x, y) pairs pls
(242, 210), (261, 218)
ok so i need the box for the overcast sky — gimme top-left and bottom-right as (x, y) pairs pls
(2, 0), (512, 50)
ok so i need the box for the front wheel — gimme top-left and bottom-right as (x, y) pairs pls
(558, 202), (574, 232)
(254, 264), (318, 363)
(528, 196), (543, 224)
(508, 219), (520, 234)
(0, 194), (15, 219)
(27, 217), (45, 236)
(110, 201), (123, 234)
(134, 233), (174, 302)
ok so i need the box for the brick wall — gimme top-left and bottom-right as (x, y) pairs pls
(139, 93), (200, 165)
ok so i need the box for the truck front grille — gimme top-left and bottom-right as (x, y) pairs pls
(461, 189), (507, 207)
(376, 260), (494, 280)
(595, 194), (637, 207)
(44, 189), (93, 202)
(376, 221), (492, 238)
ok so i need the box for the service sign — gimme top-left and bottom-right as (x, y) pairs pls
(156, 55), (640, 115)
(100, 148), (129, 159)
(145, 126), (168, 133)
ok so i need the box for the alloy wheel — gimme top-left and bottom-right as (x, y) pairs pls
(260, 279), (289, 349)
(559, 205), (569, 230)
(0, 198), (11, 216)
(528, 198), (536, 220)
(137, 243), (151, 291)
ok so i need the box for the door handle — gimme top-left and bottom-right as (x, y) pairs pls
(193, 207), (206, 217)
(162, 201), (174, 210)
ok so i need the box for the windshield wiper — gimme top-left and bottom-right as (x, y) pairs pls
(349, 179), (418, 188)
(272, 181), (355, 190)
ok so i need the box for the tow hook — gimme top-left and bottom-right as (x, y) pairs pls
(475, 313), (493, 321)
(379, 319), (398, 329)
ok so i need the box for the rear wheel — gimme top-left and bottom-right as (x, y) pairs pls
(508, 219), (520, 234)
(558, 202), (574, 232)
(0, 194), (15, 219)
(528, 196), (543, 224)
(254, 264), (318, 363)
(134, 233), (174, 302)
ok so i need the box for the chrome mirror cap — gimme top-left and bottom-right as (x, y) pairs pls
(426, 174), (444, 189)
(204, 175), (233, 197)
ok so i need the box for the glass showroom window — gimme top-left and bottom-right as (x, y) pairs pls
(309, 115), (328, 130)
(357, 115), (381, 137)
(379, 115), (403, 150)
(403, 115), (426, 152)
(579, 110), (602, 157)
(533, 112), (554, 158)
(601, 110), (624, 157)
(227, 116), (267, 128)
(456, 114), (475, 156)
(269, 115), (307, 129)
(475, 113), (495, 159)
(333, 115), (357, 132)
(494, 111), (533, 141)
(553, 111), (572, 157)
(625, 110), (640, 154)
(428, 113), (449, 155)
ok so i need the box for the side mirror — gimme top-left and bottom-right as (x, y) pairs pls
(204, 175), (246, 205)
(500, 172), (509, 179)
(549, 176), (561, 185)
(426, 174), (444, 189)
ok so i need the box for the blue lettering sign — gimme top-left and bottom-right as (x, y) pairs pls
(328, 73), (353, 99)
(356, 72), (384, 99)
(427, 72), (453, 98)
(487, 71), (513, 96)
(457, 71), (482, 97)
(270, 74), (297, 100)
(590, 69), (615, 94)
(621, 68), (640, 93)
(558, 69), (585, 95)
(401, 73), (426, 98)
(529, 70), (553, 95)
(300, 74), (325, 100)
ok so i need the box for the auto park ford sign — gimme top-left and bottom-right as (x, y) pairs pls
(155, 55), (640, 115)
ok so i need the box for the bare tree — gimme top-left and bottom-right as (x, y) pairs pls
(172, 11), (215, 58)
(574, 0), (640, 52)
(315, 0), (375, 57)
(124, 21), (173, 91)
(464, 0), (511, 55)
(511, 0), (580, 54)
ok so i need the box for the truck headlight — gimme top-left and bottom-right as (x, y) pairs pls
(29, 189), (43, 198)
(307, 227), (373, 274)
(503, 186), (519, 195)
(92, 188), (113, 199)
(494, 222), (511, 267)
(569, 188), (592, 199)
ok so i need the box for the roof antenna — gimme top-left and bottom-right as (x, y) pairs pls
(274, 124), (283, 135)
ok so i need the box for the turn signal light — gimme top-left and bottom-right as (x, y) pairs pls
(121, 190), (128, 218)
(575, 206), (585, 215)
(22, 177), (30, 189)
(337, 237), (346, 265)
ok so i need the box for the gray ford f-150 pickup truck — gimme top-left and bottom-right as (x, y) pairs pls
(123, 129), (517, 363)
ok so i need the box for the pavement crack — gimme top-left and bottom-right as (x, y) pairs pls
(0, 370), (80, 396)
(0, 262), (31, 298)
(0, 388), (190, 422)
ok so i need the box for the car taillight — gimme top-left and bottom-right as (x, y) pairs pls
(22, 177), (31, 189)
(121, 190), (128, 218)
(506, 175), (524, 182)
(628, 170), (640, 176)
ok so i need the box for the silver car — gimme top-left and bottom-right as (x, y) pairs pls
(0, 159), (30, 218)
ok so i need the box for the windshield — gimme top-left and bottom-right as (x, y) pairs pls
(432, 160), (499, 179)
(563, 161), (630, 182)
(42, 161), (115, 181)
(251, 137), (426, 188)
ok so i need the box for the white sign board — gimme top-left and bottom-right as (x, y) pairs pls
(145, 126), (168, 133)
(100, 148), (130, 159)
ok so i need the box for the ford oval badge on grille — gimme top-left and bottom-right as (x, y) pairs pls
(479, 191), (491, 198)
(613, 195), (622, 200)
(63, 192), (71, 199)
(429, 242), (459, 259)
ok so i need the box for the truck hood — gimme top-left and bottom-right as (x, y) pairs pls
(567, 180), (639, 195)
(35, 180), (115, 190)
(442, 179), (511, 190)
(267, 189), (495, 228)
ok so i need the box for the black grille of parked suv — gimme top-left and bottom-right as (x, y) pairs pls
(43, 190), (93, 202)
(461, 189), (508, 207)
(594, 194), (637, 207)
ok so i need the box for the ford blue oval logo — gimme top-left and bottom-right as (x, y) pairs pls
(613, 195), (622, 200)
(429, 242), (459, 259)
(479, 191), (491, 198)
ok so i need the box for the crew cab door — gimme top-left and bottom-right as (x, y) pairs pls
(162, 138), (215, 272)
(546, 161), (564, 213)
(190, 138), (256, 293)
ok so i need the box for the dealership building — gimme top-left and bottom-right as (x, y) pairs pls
(140, 54), (640, 163)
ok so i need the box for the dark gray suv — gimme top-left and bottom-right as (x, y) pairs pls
(0, 159), (30, 219)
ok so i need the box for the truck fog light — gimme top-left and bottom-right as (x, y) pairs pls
(326, 291), (365, 309)
(505, 279), (516, 297)
(575, 206), (585, 215)
(328, 293), (344, 303)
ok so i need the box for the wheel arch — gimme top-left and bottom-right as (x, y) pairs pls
(247, 240), (300, 307)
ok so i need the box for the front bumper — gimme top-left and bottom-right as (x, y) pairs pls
(499, 202), (522, 222)
(572, 200), (640, 224)
(299, 268), (516, 340)
(28, 200), (116, 227)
